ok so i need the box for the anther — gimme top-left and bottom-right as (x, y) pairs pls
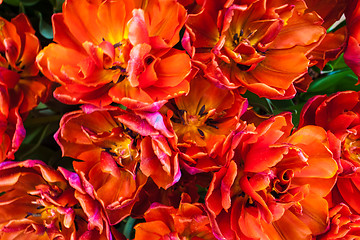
(240, 29), (244, 37)
(198, 105), (206, 116)
(197, 128), (205, 137)
(114, 42), (122, 48)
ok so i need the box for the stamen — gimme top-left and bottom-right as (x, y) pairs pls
(208, 124), (218, 129)
(109, 65), (126, 71)
(178, 110), (186, 124)
(205, 118), (217, 125)
(233, 33), (240, 46)
(25, 212), (42, 218)
(197, 128), (205, 137)
(198, 105), (206, 116)
(240, 29), (244, 37)
(233, 33), (239, 42)
(247, 30), (256, 39)
(117, 74), (127, 83)
(113, 42), (122, 48)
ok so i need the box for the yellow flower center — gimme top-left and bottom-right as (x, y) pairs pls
(171, 104), (218, 144)
(343, 133), (360, 164)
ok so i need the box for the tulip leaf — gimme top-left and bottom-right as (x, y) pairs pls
(3, 0), (40, 6)
(330, 54), (348, 70)
(22, 126), (43, 144)
(321, 63), (334, 73)
(242, 91), (274, 114)
(54, 0), (65, 12)
(273, 102), (305, 127)
(17, 124), (51, 160)
(320, 54), (348, 74)
(270, 99), (295, 109)
(301, 68), (359, 101)
(48, 0), (65, 12)
(16, 119), (61, 163)
(36, 11), (53, 39)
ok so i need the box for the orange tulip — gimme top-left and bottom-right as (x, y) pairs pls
(134, 193), (217, 240)
(131, 171), (205, 218)
(160, 75), (248, 173)
(178, 0), (206, 15)
(0, 69), (25, 162)
(183, 0), (326, 99)
(0, 14), (50, 162)
(37, 0), (191, 109)
(299, 91), (360, 233)
(0, 160), (120, 240)
(55, 105), (181, 223)
(205, 113), (337, 239)
(302, 0), (347, 70)
(298, 91), (360, 169)
(305, 0), (347, 29)
(317, 204), (360, 239)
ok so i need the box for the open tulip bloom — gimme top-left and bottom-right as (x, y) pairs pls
(1, 0), (360, 239)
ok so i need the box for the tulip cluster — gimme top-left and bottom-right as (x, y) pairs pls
(0, 0), (360, 239)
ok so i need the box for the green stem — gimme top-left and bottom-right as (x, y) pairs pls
(123, 217), (136, 240)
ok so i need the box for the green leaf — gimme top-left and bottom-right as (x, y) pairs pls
(321, 63), (334, 73)
(330, 54), (348, 70)
(320, 54), (348, 74)
(270, 99), (295, 109)
(17, 124), (51, 160)
(22, 126), (43, 144)
(16, 120), (60, 162)
(119, 104), (127, 110)
(4, 0), (39, 6)
(301, 68), (359, 101)
(24, 114), (61, 127)
(273, 103), (305, 127)
(54, 0), (65, 12)
(242, 91), (274, 114)
(36, 11), (53, 39)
